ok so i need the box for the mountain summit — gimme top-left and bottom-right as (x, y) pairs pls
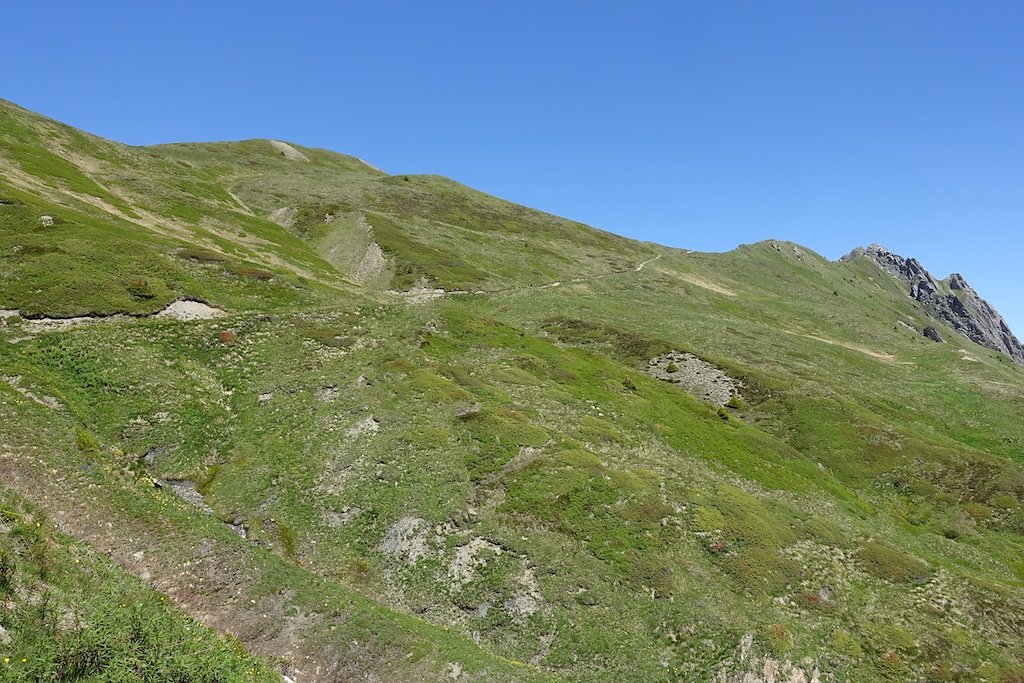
(844, 244), (1024, 364)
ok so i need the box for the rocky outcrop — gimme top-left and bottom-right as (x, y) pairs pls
(923, 326), (945, 343)
(844, 244), (1024, 365)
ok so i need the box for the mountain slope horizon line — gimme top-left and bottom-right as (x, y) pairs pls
(1, 96), (1020, 362)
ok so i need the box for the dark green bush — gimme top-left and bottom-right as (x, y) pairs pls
(175, 247), (226, 262)
(857, 540), (929, 583)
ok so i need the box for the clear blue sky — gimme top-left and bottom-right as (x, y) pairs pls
(4, 2), (1023, 333)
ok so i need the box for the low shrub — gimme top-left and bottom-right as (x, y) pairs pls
(228, 265), (274, 280)
(175, 247), (226, 262)
(760, 623), (793, 655)
(857, 540), (929, 583)
(76, 430), (100, 456)
(124, 277), (156, 300)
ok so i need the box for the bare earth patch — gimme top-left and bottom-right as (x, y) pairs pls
(154, 299), (227, 321)
(380, 516), (429, 564)
(677, 272), (737, 296)
(346, 415), (380, 438)
(269, 140), (309, 162)
(1, 375), (61, 410)
(799, 333), (896, 362)
(268, 206), (298, 228)
(450, 538), (503, 586)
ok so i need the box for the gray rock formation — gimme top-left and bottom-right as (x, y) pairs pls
(923, 326), (945, 343)
(843, 244), (1024, 365)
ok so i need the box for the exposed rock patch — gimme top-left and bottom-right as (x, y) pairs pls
(845, 244), (1024, 364)
(503, 566), (544, 618)
(142, 445), (173, 466)
(268, 140), (309, 162)
(268, 206), (298, 228)
(923, 325), (945, 343)
(346, 415), (380, 438)
(714, 633), (822, 683)
(379, 516), (429, 563)
(154, 299), (226, 321)
(393, 285), (450, 304)
(353, 242), (388, 284)
(450, 538), (502, 585)
(647, 351), (742, 406)
(323, 507), (362, 527)
(166, 480), (213, 513)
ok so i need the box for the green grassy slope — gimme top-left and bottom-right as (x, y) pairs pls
(0, 491), (282, 682)
(2, 100), (1023, 682)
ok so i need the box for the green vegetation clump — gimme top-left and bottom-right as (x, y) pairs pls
(856, 540), (930, 583)
(364, 213), (488, 290)
(541, 316), (673, 363)
(760, 623), (794, 655)
(726, 394), (746, 410)
(175, 247), (227, 263)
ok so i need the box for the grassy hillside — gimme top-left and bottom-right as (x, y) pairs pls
(2, 99), (1023, 682)
(0, 491), (281, 682)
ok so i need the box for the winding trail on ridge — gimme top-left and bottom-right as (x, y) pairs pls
(510, 252), (663, 292)
(394, 253), (665, 303)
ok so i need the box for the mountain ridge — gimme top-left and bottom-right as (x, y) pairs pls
(844, 243), (1024, 365)
(5, 95), (1019, 351)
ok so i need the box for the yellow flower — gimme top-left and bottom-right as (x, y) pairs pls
(3, 657), (9, 664)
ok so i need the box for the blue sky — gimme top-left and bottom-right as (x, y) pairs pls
(4, 2), (1023, 333)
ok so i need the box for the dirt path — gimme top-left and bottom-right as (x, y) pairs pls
(526, 252), (662, 289)
(0, 449), (300, 680)
(226, 189), (256, 216)
(0, 445), (473, 682)
(634, 255), (660, 271)
(396, 253), (664, 303)
(784, 329), (898, 362)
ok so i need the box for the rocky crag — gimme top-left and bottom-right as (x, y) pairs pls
(845, 244), (1024, 365)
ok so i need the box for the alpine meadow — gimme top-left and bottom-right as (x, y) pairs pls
(1, 98), (1023, 682)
